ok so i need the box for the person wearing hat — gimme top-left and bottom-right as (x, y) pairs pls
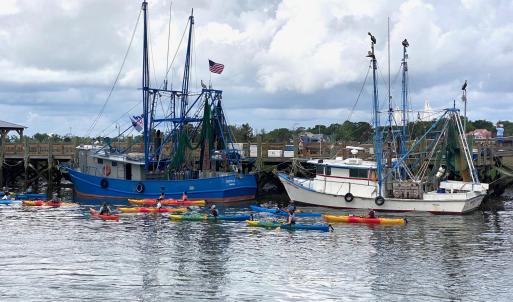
(210, 205), (219, 218)
(368, 209), (376, 218)
(286, 200), (296, 213)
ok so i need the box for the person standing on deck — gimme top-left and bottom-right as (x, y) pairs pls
(496, 123), (504, 146)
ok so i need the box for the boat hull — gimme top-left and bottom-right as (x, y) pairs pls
(64, 167), (257, 205)
(278, 173), (484, 214)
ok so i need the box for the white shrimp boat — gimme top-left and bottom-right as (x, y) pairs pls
(278, 34), (488, 214)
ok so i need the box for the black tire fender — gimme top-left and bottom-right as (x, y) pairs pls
(375, 196), (385, 206)
(344, 193), (354, 202)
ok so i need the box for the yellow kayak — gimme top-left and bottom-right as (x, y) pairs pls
(118, 207), (188, 213)
(323, 214), (406, 225)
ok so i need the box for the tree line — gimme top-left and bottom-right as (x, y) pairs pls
(3, 119), (508, 144)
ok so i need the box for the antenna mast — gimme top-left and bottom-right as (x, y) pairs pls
(367, 32), (383, 198)
(142, 1), (150, 170)
(401, 38), (409, 158)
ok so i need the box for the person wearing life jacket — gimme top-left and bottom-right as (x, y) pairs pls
(99, 202), (112, 215)
(210, 205), (219, 218)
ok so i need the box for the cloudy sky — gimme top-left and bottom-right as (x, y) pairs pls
(1, 0), (513, 137)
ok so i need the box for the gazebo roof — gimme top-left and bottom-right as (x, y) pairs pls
(0, 120), (26, 130)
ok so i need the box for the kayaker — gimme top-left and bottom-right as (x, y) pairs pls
(1, 192), (9, 200)
(157, 192), (165, 201)
(286, 200), (296, 213)
(99, 202), (112, 215)
(182, 191), (188, 201)
(210, 205), (219, 218)
(287, 208), (296, 225)
(49, 193), (60, 203)
(368, 209), (376, 218)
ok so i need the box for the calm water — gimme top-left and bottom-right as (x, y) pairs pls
(1, 194), (513, 301)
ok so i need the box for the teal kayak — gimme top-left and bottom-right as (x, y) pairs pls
(250, 205), (321, 218)
(0, 199), (22, 205)
(246, 220), (331, 232)
(170, 214), (251, 221)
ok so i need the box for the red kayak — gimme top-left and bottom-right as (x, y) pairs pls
(90, 208), (119, 221)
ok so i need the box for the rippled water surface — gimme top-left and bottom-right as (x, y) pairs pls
(1, 195), (513, 301)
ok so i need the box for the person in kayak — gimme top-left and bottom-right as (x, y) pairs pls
(99, 202), (112, 215)
(182, 191), (188, 201)
(157, 192), (165, 201)
(1, 192), (9, 200)
(368, 209), (376, 218)
(210, 205), (219, 218)
(286, 207), (296, 224)
(286, 200), (296, 213)
(49, 193), (61, 204)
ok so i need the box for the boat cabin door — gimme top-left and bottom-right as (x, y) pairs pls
(125, 163), (132, 180)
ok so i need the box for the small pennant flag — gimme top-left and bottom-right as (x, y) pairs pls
(209, 59), (224, 74)
(130, 115), (143, 132)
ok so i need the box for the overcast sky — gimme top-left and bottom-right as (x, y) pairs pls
(1, 0), (512, 137)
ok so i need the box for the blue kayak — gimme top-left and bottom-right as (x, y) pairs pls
(249, 205), (321, 218)
(246, 220), (331, 232)
(0, 199), (22, 205)
(170, 214), (251, 221)
(14, 193), (48, 200)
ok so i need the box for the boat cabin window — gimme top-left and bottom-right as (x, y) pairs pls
(315, 165), (331, 175)
(316, 165), (324, 175)
(325, 166), (331, 176)
(316, 165), (330, 175)
(97, 158), (103, 164)
(349, 168), (368, 178)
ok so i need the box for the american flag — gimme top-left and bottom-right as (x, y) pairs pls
(209, 60), (224, 74)
(130, 115), (143, 132)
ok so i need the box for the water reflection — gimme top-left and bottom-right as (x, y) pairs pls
(1, 198), (513, 300)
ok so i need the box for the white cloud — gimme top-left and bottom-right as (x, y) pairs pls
(1, 0), (513, 135)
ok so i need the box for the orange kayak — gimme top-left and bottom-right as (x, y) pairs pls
(118, 207), (188, 214)
(22, 200), (79, 207)
(90, 208), (119, 221)
(323, 214), (406, 225)
(128, 199), (206, 206)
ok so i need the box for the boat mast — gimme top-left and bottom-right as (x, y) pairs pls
(401, 39), (409, 158)
(367, 32), (383, 197)
(386, 18), (392, 168)
(142, 1), (150, 170)
(180, 10), (194, 127)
